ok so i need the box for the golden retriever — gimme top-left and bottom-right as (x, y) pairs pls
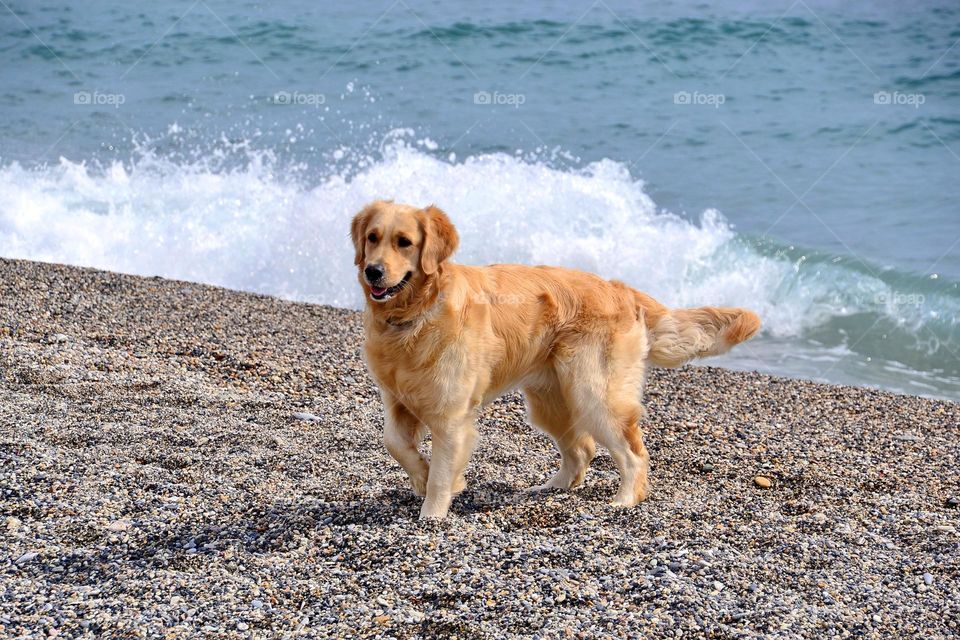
(352, 200), (760, 519)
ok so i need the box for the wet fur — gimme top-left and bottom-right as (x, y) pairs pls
(352, 200), (761, 519)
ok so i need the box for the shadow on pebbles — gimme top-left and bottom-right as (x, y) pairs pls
(1, 258), (958, 638)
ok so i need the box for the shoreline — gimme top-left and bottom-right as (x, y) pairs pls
(6, 256), (958, 402)
(1, 257), (958, 638)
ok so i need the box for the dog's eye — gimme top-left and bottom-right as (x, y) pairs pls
(397, 236), (412, 248)
(367, 233), (378, 243)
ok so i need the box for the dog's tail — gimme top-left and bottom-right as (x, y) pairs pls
(634, 290), (761, 368)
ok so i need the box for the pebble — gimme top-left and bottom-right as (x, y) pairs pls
(753, 476), (772, 489)
(5, 516), (21, 532)
(891, 433), (922, 442)
(107, 520), (131, 532)
(1, 258), (958, 639)
(923, 573), (933, 586)
(16, 552), (38, 564)
(946, 497), (959, 508)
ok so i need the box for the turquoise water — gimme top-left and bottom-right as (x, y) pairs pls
(1, 0), (958, 398)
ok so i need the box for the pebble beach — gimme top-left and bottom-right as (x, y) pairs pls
(1, 257), (958, 638)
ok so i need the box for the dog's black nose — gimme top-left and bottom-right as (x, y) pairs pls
(364, 264), (384, 282)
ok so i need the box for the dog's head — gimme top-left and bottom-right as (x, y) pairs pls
(351, 200), (459, 304)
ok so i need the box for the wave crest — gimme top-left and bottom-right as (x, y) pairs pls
(1, 134), (957, 387)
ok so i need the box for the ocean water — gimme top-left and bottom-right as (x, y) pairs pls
(1, 0), (958, 399)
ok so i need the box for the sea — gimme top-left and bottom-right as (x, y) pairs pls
(1, 0), (958, 399)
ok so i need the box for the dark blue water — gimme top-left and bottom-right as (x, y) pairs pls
(1, 0), (959, 398)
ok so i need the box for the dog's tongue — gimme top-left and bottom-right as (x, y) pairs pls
(370, 286), (387, 296)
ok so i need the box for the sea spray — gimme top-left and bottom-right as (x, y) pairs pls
(0, 133), (957, 396)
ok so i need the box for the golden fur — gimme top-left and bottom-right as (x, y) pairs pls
(352, 200), (761, 519)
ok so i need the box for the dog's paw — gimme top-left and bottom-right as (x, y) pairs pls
(610, 492), (642, 508)
(419, 503), (452, 520)
(416, 515), (450, 529)
(610, 473), (649, 507)
(525, 475), (570, 493)
(525, 483), (555, 494)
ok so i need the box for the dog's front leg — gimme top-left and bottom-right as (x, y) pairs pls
(420, 413), (478, 520)
(383, 393), (430, 497)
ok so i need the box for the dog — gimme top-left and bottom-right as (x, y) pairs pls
(352, 200), (760, 519)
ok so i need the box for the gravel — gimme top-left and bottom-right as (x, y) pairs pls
(1, 257), (958, 638)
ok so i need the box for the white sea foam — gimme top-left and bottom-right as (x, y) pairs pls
(0, 136), (952, 346)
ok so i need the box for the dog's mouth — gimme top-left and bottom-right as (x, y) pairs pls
(369, 272), (412, 302)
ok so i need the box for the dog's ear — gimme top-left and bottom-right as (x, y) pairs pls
(419, 205), (459, 275)
(350, 205), (374, 266)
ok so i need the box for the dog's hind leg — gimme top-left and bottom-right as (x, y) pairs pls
(602, 410), (651, 507)
(382, 392), (430, 497)
(573, 396), (650, 507)
(558, 334), (651, 507)
(524, 385), (595, 491)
